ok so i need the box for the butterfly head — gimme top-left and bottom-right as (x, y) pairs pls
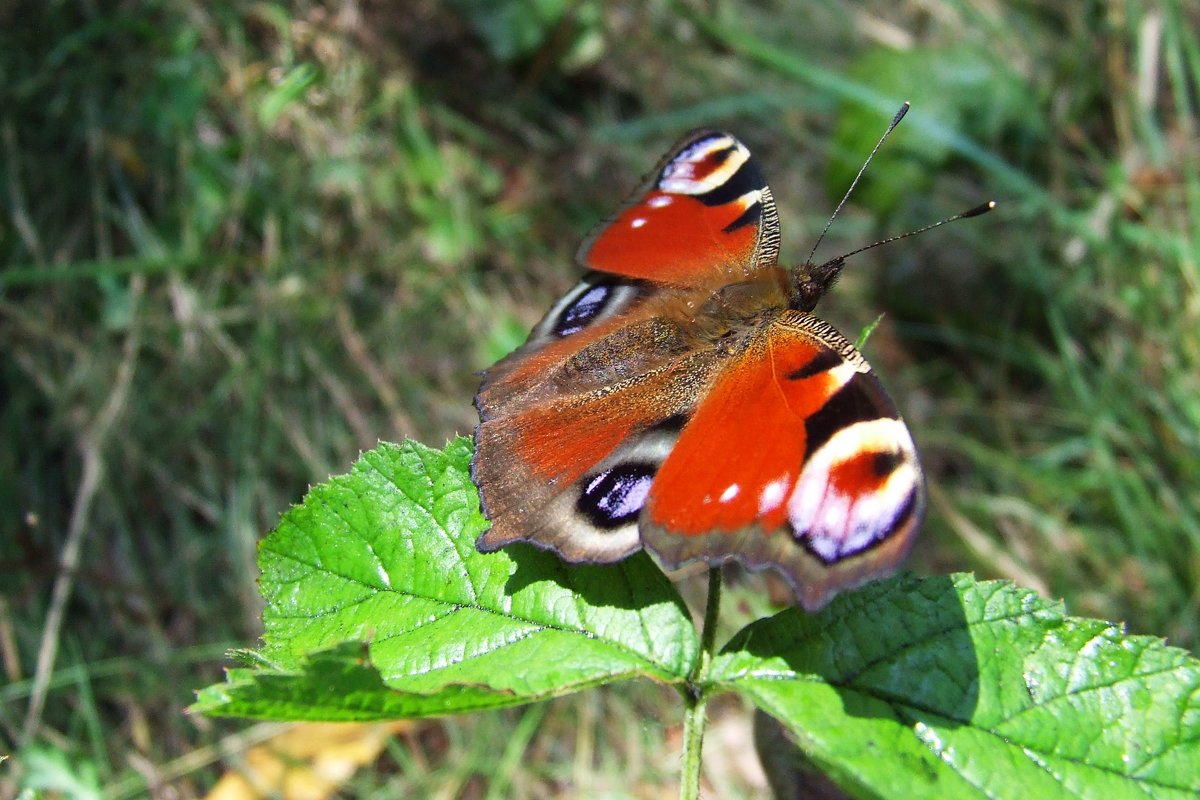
(787, 256), (845, 312)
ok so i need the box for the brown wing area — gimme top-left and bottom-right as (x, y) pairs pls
(474, 273), (656, 419)
(477, 304), (656, 422)
(473, 290), (725, 563)
(641, 310), (924, 611)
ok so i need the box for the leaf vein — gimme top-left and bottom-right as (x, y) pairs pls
(362, 447), (477, 603)
(878, 693), (1197, 794)
(265, 550), (674, 670)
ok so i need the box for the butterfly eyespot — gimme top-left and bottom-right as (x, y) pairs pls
(788, 418), (919, 564)
(561, 286), (609, 327)
(660, 138), (747, 196)
(577, 463), (657, 529)
(533, 277), (646, 341)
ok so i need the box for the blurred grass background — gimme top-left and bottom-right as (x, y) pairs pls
(2, 0), (1198, 797)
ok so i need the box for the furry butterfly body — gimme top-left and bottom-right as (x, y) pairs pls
(472, 130), (923, 610)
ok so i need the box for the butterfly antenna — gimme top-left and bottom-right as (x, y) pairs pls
(823, 200), (996, 266)
(805, 101), (911, 266)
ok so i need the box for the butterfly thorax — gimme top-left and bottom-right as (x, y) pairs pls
(661, 271), (785, 354)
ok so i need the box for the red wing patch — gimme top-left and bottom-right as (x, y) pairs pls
(644, 316), (851, 535)
(578, 131), (781, 286)
(641, 310), (923, 610)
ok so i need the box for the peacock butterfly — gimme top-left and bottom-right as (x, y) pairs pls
(472, 116), (980, 610)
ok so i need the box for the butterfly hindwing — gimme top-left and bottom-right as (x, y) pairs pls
(474, 410), (687, 563)
(578, 130), (782, 286)
(640, 310), (924, 611)
(473, 285), (728, 562)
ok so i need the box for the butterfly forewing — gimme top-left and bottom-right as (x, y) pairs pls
(475, 273), (657, 422)
(640, 311), (924, 611)
(578, 130), (782, 286)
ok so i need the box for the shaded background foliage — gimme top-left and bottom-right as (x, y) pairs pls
(2, 0), (1198, 796)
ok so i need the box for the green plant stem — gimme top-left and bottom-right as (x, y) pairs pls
(680, 567), (723, 800)
(680, 689), (708, 800)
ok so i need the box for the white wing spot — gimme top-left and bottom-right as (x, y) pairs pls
(598, 473), (653, 519)
(586, 471), (608, 494)
(648, 195), (673, 208)
(631, 217), (647, 229)
(719, 483), (740, 503)
(758, 474), (790, 516)
(735, 188), (762, 209)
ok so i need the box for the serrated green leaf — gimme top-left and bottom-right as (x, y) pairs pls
(197, 439), (697, 719)
(711, 573), (1200, 799)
